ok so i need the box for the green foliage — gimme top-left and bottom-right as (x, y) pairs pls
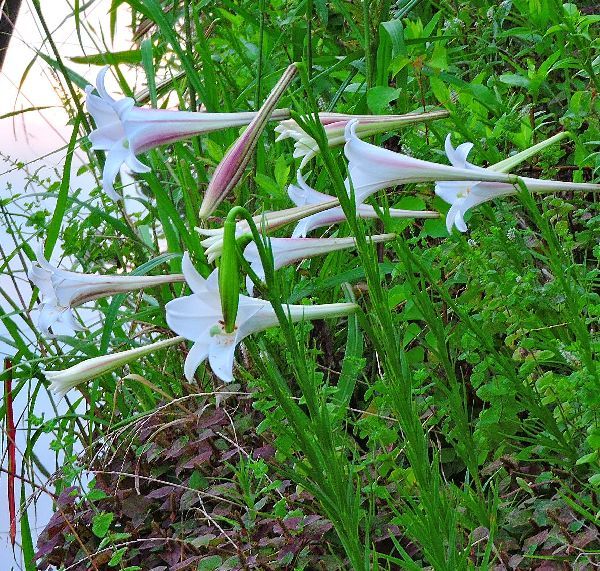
(1, 0), (599, 569)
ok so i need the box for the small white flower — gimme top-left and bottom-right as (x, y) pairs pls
(165, 253), (357, 383)
(28, 247), (183, 337)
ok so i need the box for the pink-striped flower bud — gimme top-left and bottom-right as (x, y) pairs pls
(199, 64), (298, 217)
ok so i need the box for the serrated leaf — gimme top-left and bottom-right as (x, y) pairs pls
(314, 0), (328, 25)
(108, 547), (127, 566)
(499, 73), (531, 88)
(588, 473), (600, 486)
(198, 555), (223, 571)
(421, 218), (448, 238)
(576, 451), (598, 465)
(430, 76), (450, 105)
(189, 470), (208, 490)
(92, 512), (114, 538)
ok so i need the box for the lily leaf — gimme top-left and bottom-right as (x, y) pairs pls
(70, 49), (143, 65)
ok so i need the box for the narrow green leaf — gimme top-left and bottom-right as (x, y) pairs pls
(70, 50), (143, 65)
(45, 116), (81, 259)
(140, 40), (157, 108)
(37, 52), (89, 90)
(20, 485), (36, 571)
(0, 106), (53, 120)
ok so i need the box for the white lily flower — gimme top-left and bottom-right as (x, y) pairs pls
(275, 110), (448, 168)
(86, 66), (289, 200)
(243, 233), (395, 295)
(44, 336), (184, 398)
(28, 247), (184, 337)
(288, 171), (438, 238)
(197, 199), (339, 263)
(343, 120), (518, 204)
(165, 253), (357, 383)
(438, 135), (600, 232)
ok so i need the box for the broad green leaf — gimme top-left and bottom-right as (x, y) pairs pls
(367, 86), (400, 114)
(92, 512), (114, 538)
(499, 73), (531, 88)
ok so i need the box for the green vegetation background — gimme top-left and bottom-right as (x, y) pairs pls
(2, 0), (599, 569)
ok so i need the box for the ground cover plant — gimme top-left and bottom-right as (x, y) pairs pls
(1, 0), (600, 569)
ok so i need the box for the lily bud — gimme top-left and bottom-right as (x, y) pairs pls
(489, 131), (570, 173)
(199, 64), (298, 217)
(44, 336), (184, 397)
(219, 214), (241, 334)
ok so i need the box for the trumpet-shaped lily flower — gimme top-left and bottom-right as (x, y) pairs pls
(343, 120), (519, 204)
(199, 64), (297, 217)
(288, 171), (438, 238)
(28, 247), (184, 336)
(165, 253), (357, 382)
(198, 198), (339, 263)
(275, 110), (448, 168)
(243, 233), (395, 294)
(86, 66), (289, 200)
(438, 135), (600, 232)
(44, 336), (184, 397)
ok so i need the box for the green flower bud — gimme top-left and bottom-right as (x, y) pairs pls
(218, 212), (241, 334)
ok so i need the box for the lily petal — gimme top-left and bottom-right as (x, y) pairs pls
(207, 336), (237, 383)
(184, 341), (210, 382)
(438, 136), (600, 232)
(344, 120), (516, 203)
(102, 148), (129, 201)
(167, 255), (357, 383)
